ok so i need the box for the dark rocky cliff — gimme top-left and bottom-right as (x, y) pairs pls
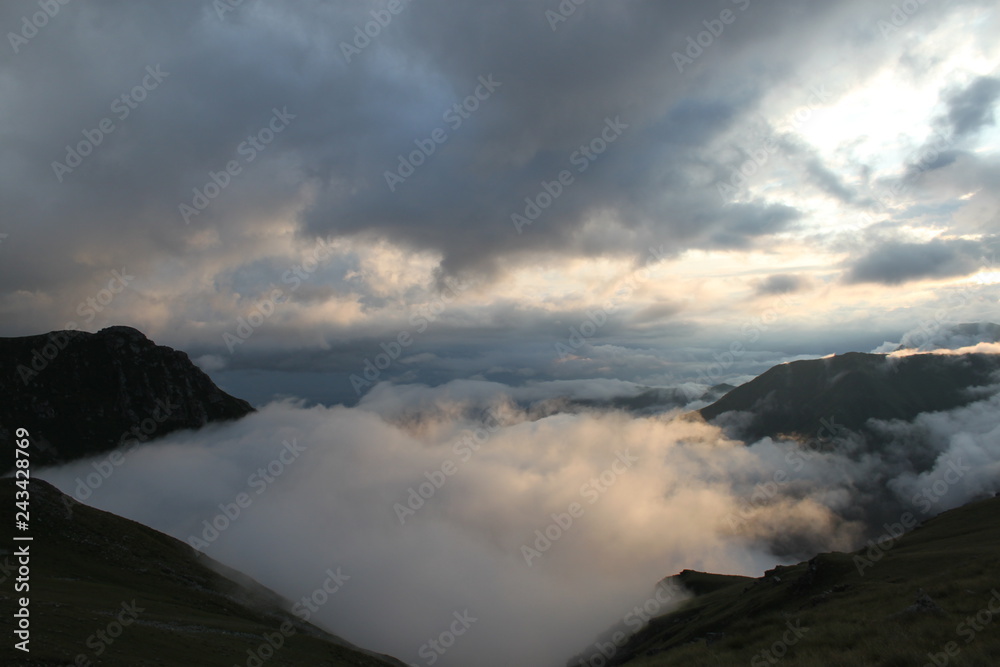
(1, 325), (253, 472)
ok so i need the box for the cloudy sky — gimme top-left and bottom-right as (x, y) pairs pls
(2, 0), (1000, 405)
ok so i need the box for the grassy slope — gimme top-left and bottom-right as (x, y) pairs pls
(0, 478), (404, 667)
(610, 495), (1000, 667)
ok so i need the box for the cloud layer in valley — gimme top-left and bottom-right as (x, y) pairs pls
(40, 376), (1000, 666)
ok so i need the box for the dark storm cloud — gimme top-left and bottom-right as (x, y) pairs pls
(772, 135), (862, 205)
(804, 158), (860, 203)
(896, 76), (1000, 186)
(845, 237), (994, 285)
(941, 75), (1000, 138)
(704, 202), (800, 248)
(756, 273), (806, 296)
(1, 0), (995, 366)
(356, 0), (931, 275)
(0, 0), (329, 323)
(0, 0), (869, 315)
(297, 4), (803, 281)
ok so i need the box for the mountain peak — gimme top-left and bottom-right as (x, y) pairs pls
(698, 350), (1000, 447)
(98, 324), (150, 339)
(1, 326), (253, 471)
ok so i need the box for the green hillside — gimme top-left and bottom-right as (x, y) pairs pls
(596, 494), (1000, 666)
(0, 478), (403, 667)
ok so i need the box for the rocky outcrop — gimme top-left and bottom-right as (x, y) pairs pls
(1, 326), (253, 472)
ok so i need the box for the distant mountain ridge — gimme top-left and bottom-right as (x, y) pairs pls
(0, 326), (253, 472)
(698, 351), (1000, 446)
(570, 384), (735, 414)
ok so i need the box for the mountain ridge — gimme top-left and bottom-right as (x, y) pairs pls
(573, 493), (1000, 666)
(0, 326), (253, 472)
(698, 350), (1000, 448)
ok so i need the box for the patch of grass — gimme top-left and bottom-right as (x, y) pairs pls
(609, 496), (1000, 667)
(0, 479), (404, 667)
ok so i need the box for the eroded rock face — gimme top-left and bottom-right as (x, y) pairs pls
(1, 326), (253, 471)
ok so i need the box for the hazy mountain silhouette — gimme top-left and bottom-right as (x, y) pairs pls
(699, 351), (1000, 444)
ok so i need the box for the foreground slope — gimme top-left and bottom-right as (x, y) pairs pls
(0, 478), (404, 667)
(0, 326), (253, 472)
(597, 495), (1000, 667)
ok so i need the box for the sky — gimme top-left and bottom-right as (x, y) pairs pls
(2, 0), (1000, 406)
